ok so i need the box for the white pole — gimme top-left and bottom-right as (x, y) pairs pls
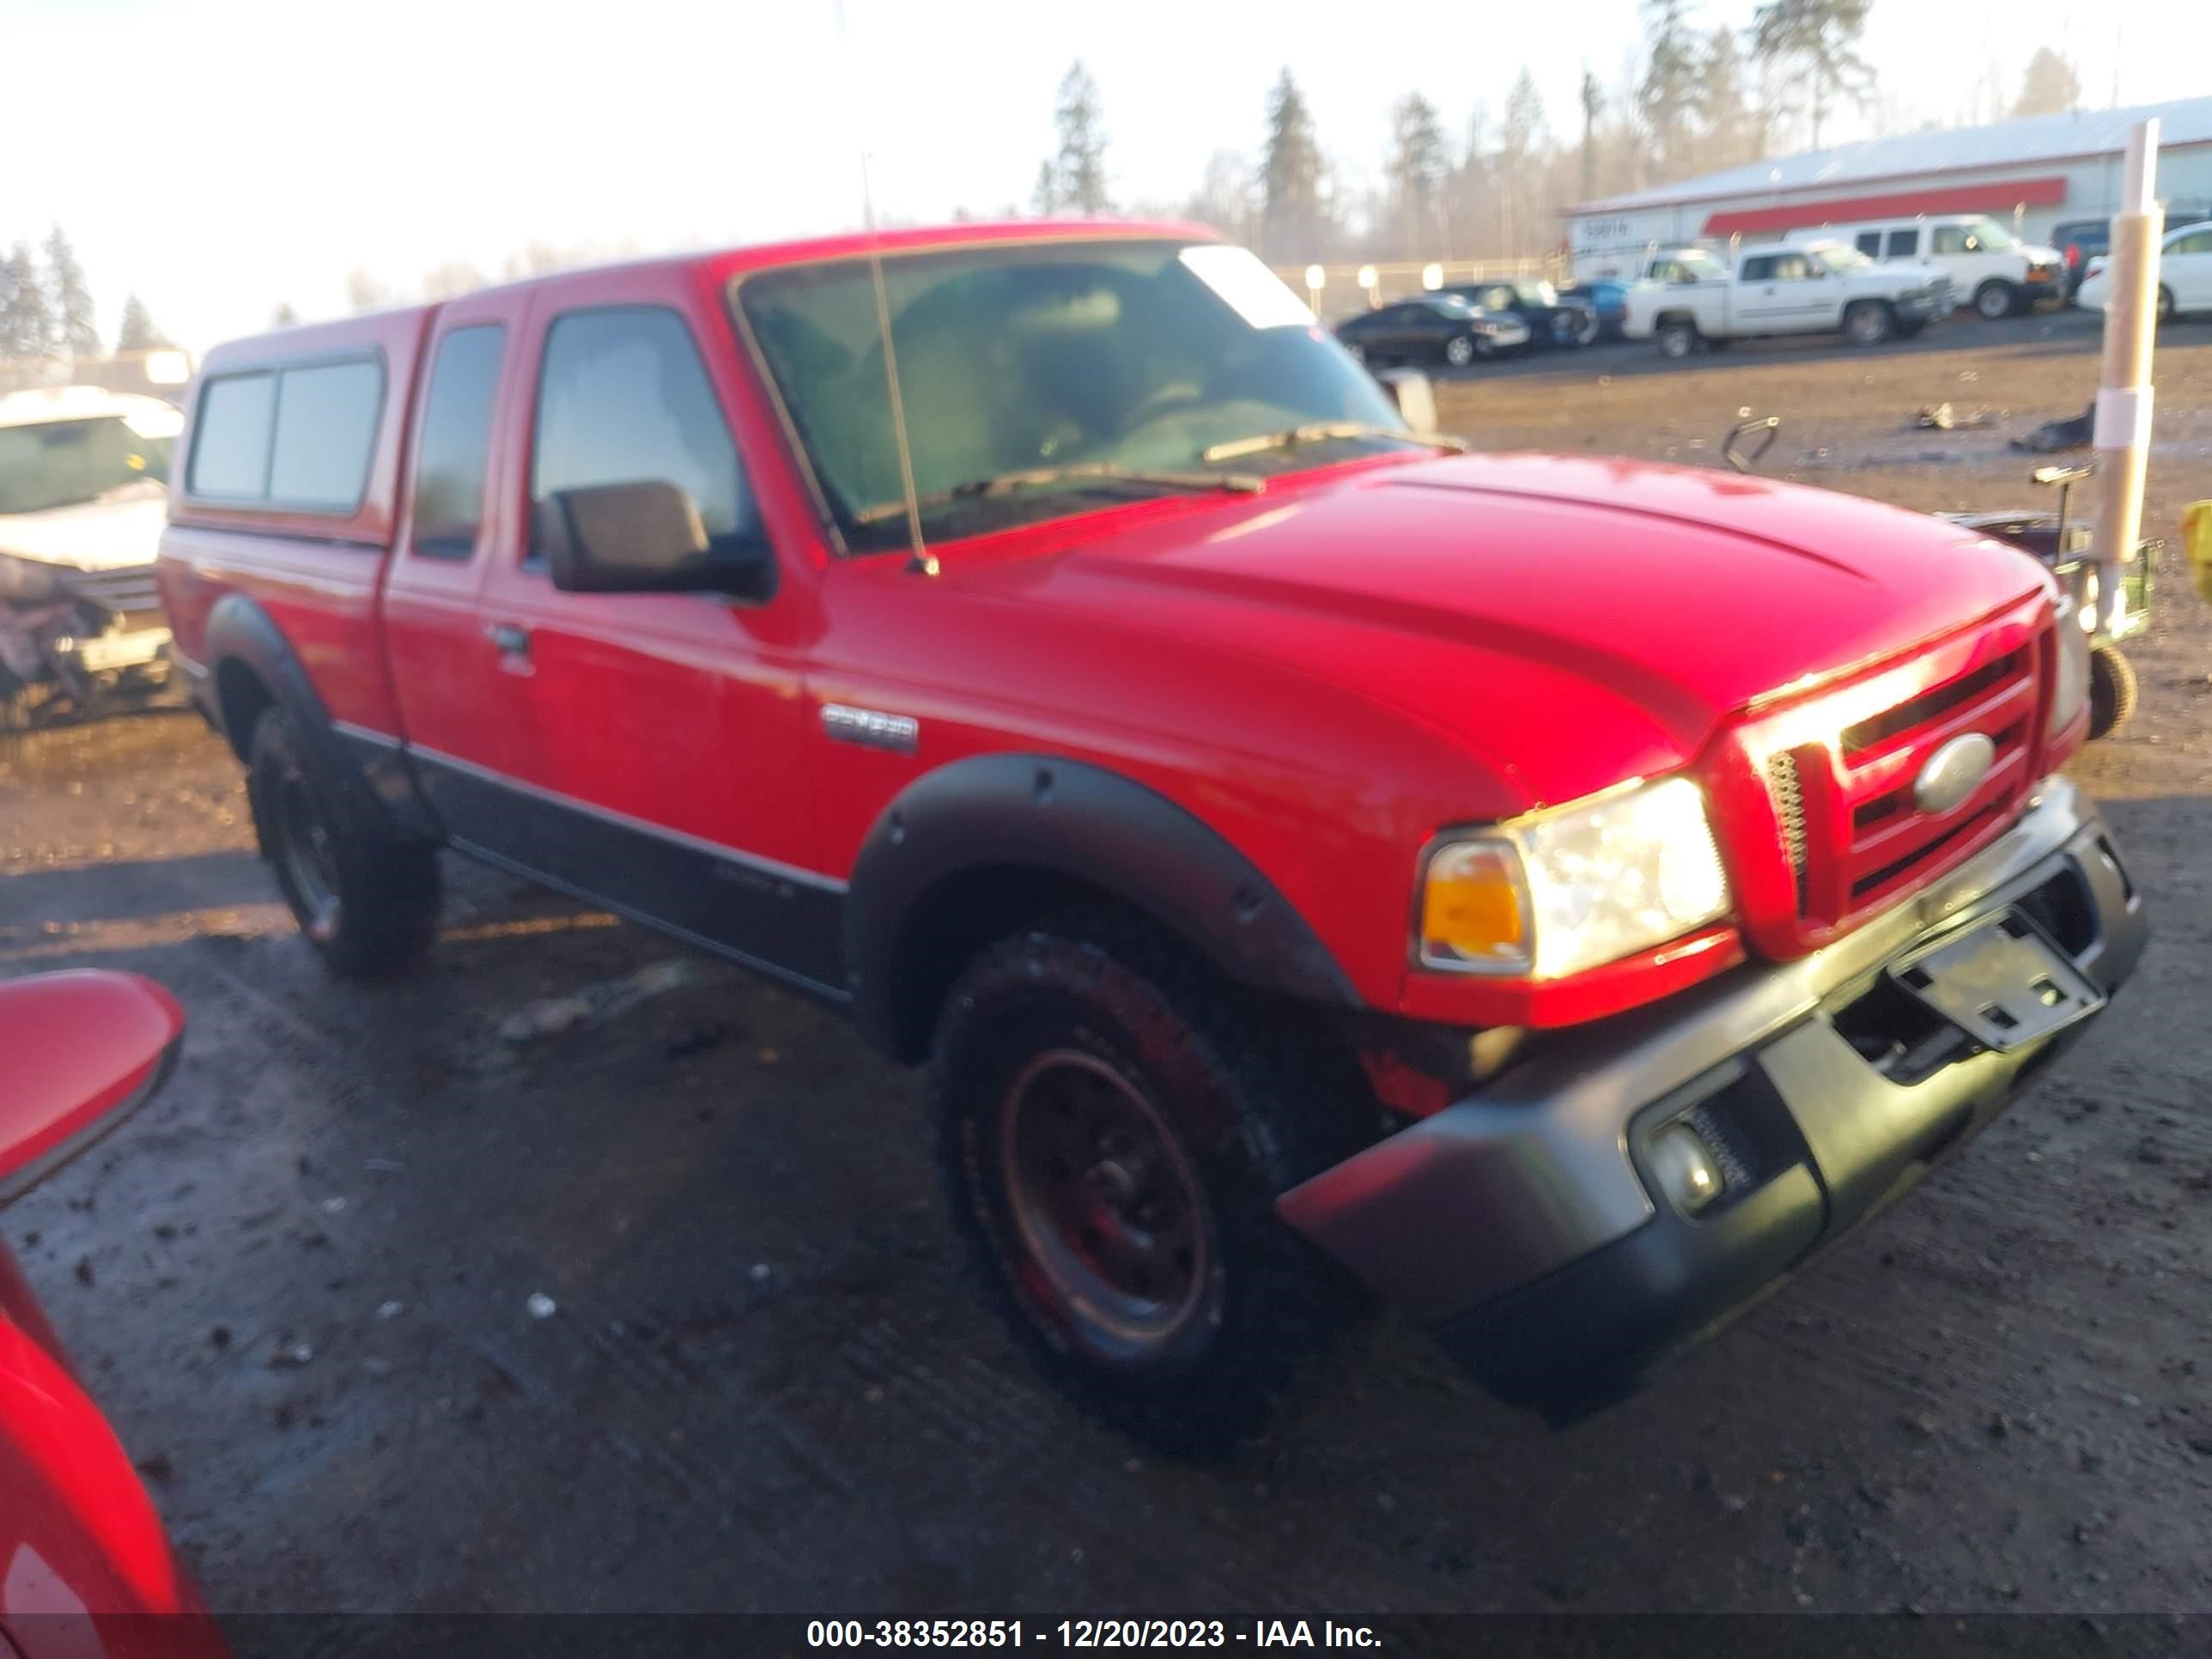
(2091, 120), (2163, 607)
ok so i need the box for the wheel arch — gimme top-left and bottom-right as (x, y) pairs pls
(204, 594), (433, 843)
(844, 754), (1361, 1062)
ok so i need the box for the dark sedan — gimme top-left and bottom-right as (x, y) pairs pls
(1334, 293), (1532, 369)
(1439, 280), (1600, 349)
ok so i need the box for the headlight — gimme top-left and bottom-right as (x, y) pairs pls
(2051, 592), (2090, 735)
(2080, 567), (2100, 633)
(1418, 777), (1733, 980)
(0, 552), (62, 603)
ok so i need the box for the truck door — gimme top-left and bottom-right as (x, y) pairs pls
(459, 270), (839, 994)
(381, 289), (536, 827)
(1737, 251), (1833, 331)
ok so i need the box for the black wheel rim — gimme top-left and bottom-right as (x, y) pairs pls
(277, 770), (343, 940)
(1000, 1049), (1210, 1352)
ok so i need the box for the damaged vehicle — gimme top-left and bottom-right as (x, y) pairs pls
(161, 222), (2145, 1454)
(0, 387), (182, 728)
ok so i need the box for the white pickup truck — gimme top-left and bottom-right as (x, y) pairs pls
(1621, 240), (1956, 357)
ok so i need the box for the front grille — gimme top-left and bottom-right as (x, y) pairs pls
(1757, 633), (2043, 929)
(58, 563), (161, 617)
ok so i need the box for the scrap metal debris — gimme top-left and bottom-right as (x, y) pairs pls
(1913, 403), (1994, 431)
(2011, 403), (2096, 454)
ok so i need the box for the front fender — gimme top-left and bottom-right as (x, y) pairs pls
(843, 754), (1359, 1056)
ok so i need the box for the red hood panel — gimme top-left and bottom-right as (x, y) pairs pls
(954, 453), (2049, 805)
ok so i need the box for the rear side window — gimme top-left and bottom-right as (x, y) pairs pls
(188, 373), (276, 496)
(410, 325), (507, 557)
(268, 361), (383, 510)
(2177, 230), (2212, 257)
(188, 356), (384, 511)
(1885, 229), (1919, 258)
(530, 306), (755, 554)
(1856, 232), (1882, 257)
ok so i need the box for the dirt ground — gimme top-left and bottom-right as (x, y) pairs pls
(4, 307), (2210, 1627)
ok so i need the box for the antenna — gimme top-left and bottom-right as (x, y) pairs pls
(832, 0), (936, 577)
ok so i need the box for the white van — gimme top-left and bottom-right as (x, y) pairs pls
(1785, 216), (2065, 319)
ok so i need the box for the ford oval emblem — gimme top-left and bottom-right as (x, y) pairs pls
(1912, 732), (1996, 815)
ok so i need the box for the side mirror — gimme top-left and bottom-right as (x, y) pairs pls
(540, 480), (775, 599)
(0, 971), (183, 1206)
(1374, 368), (1437, 434)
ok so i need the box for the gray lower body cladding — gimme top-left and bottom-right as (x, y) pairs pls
(1278, 778), (2147, 1418)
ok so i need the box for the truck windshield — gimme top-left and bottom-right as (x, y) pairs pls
(1964, 217), (2018, 251)
(737, 240), (1408, 553)
(0, 416), (173, 515)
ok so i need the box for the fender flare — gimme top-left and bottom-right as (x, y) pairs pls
(202, 594), (428, 843)
(843, 753), (1360, 1055)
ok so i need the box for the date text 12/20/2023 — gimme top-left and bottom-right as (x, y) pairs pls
(805, 1620), (1382, 1648)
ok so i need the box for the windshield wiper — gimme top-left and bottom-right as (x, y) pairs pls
(1200, 423), (1469, 465)
(855, 463), (1264, 525)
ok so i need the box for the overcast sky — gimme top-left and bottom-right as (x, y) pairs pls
(9, 0), (2205, 351)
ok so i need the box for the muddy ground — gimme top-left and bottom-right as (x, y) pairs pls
(3, 307), (2209, 1627)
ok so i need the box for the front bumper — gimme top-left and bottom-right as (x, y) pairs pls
(1279, 779), (2145, 1419)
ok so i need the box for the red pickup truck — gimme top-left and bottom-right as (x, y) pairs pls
(158, 220), (2145, 1452)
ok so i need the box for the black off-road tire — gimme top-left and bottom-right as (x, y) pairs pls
(931, 918), (1370, 1456)
(2087, 645), (2139, 740)
(248, 707), (441, 979)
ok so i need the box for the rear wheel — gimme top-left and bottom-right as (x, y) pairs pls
(1975, 280), (2018, 320)
(1844, 300), (1894, 345)
(249, 707), (441, 979)
(2156, 286), (2176, 325)
(932, 921), (1366, 1455)
(1656, 318), (1698, 359)
(1344, 341), (1366, 363)
(2087, 645), (2139, 739)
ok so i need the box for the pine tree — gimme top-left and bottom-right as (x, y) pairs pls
(1386, 93), (1450, 257)
(1030, 159), (1060, 216)
(1053, 61), (1112, 216)
(1748, 0), (1874, 149)
(0, 244), (57, 362)
(43, 227), (100, 361)
(2013, 47), (2081, 118)
(1260, 69), (1328, 262)
(1639, 0), (1705, 182)
(114, 293), (172, 353)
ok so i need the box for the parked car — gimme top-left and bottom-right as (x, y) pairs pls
(0, 387), (182, 726)
(1, 969), (228, 1659)
(1785, 215), (2065, 319)
(161, 220), (2143, 1451)
(1559, 277), (1629, 338)
(1438, 280), (1600, 349)
(1624, 240), (1954, 356)
(2054, 212), (2209, 302)
(2077, 219), (2212, 321)
(1335, 293), (1529, 367)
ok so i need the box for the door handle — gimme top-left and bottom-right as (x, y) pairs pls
(483, 621), (531, 658)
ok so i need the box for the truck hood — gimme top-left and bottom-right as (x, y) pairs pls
(960, 453), (2049, 805)
(0, 490), (167, 572)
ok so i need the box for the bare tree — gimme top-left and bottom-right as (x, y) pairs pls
(420, 261), (490, 300)
(1578, 70), (1603, 204)
(1748, 0), (1874, 149)
(344, 268), (396, 313)
(270, 301), (301, 327)
(1639, 0), (1705, 182)
(1030, 159), (1059, 217)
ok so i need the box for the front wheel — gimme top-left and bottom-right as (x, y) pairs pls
(1656, 319), (1698, 359)
(2156, 286), (2176, 325)
(932, 924), (1365, 1455)
(249, 707), (441, 979)
(2088, 645), (2139, 739)
(1443, 333), (1477, 368)
(1844, 300), (1895, 346)
(1975, 281), (2017, 320)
